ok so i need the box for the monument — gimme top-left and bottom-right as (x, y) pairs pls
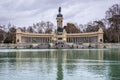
(16, 7), (103, 47)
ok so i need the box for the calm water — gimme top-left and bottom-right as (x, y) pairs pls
(0, 49), (120, 80)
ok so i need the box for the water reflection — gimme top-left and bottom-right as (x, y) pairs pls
(0, 49), (120, 80)
(56, 50), (63, 80)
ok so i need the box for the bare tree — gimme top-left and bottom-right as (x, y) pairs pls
(64, 23), (81, 33)
(106, 4), (120, 43)
(27, 26), (34, 33)
(33, 21), (54, 33)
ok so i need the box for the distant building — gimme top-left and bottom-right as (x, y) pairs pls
(16, 7), (103, 44)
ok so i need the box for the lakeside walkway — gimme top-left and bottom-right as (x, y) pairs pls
(0, 43), (120, 49)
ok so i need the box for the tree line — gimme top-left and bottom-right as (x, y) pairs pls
(0, 4), (120, 43)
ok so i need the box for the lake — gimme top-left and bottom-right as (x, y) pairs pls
(0, 49), (120, 80)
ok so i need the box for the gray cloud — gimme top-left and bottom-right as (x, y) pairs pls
(0, 0), (119, 27)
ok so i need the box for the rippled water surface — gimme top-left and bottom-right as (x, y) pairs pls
(0, 49), (120, 80)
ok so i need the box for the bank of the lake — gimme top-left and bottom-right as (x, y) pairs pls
(0, 43), (120, 49)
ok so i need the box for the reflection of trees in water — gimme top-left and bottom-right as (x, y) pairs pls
(0, 52), (16, 58)
(108, 65), (120, 80)
(0, 49), (104, 60)
(16, 51), (52, 58)
(103, 49), (120, 80)
(65, 49), (104, 75)
(0, 52), (17, 72)
(104, 49), (120, 61)
(64, 49), (103, 60)
(83, 50), (105, 76)
(16, 51), (55, 74)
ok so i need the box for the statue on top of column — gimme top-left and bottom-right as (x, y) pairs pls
(59, 7), (61, 13)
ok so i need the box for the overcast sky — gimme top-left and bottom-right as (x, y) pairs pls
(0, 0), (119, 27)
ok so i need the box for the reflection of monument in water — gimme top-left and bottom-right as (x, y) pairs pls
(15, 49), (104, 61)
(14, 49), (105, 80)
(56, 50), (63, 80)
(1, 49), (117, 80)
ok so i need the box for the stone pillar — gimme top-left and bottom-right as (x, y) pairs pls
(16, 28), (22, 44)
(98, 28), (104, 43)
(41, 38), (42, 43)
(75, 38), (76, 43)
(49, 37), (50, 43)
(62, 29), (67, 42)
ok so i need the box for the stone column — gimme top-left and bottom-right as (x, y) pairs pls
(98, 28), (104, 43)
(16, 28), (22, 44)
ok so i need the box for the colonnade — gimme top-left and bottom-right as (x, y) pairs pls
(21, 37), (52, 43)
(20, 36), (98, 43)
(67, 36), (98, 43)
(16, 28), (103, 44)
